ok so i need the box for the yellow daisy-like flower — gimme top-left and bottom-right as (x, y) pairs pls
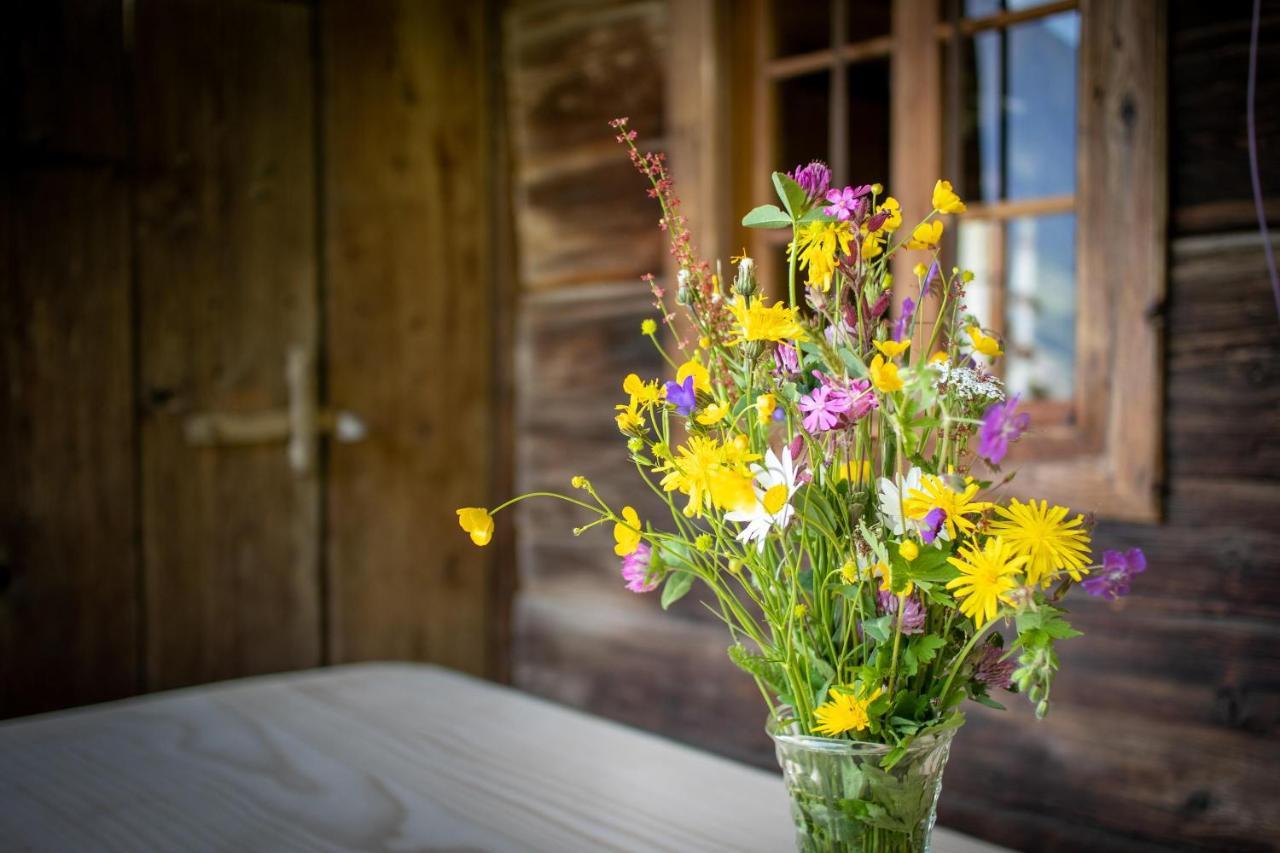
(905, 220), (944, 250)
(456, 507), (494, 547)
(789, 220), (854, 291)
(676, 359), (711, 393)
(622, 373), (662, 407)
(728, 297), (809, 344)
(657, 435), (759, 517)
(869, 355), (903, 393)
(756, 393), (777, 425)
(987, 498), (1092, 587)
(873, 339), (911, 359)
(615, 400), (643, 434)
(904, 475), (992, 539)
(932, 179), (967, 214)
(696, 401), (730, 425)
(813, 686), (883, 737)
(946, 536), (1026, 625)
(966, 326), (1003, 358)
(613, 506), (642, 556)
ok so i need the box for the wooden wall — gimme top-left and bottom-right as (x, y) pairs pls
(0, 0), (500, 716)
(505, 1), (1280, 849)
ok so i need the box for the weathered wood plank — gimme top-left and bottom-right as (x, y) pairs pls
(0, 169), (138, 717)
(322, 0), (495, 675)
(134, 0), (321, 689)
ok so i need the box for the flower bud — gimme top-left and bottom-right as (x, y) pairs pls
(1035, 699), (1050, 720)
(733, 257), (757, 297)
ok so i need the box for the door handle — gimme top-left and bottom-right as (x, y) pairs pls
(182, 346), (365, 475)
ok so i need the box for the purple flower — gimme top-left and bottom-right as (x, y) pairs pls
(892, 297), (916, 343)
(773, 342), (800, 378)
(921, 508), (948, 544)
(663, 375), (697, 416)
(621, 542), (658, 593)
(1082, 549), (1147, 601)
(841, 378), (878, 424)
(798, 383), (852, 433)
(876, 590), (926, 635)
(972, 645), (1015, 690)
(977, 394), (1031, 465)
(788, 160), (831, 200)
(823, 185), (872, 221)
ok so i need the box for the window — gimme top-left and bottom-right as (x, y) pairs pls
(673, 0), (1165, 521)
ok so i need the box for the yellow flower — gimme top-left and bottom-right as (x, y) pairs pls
(727, 558), (743, 574)
(869, 355), (903, 393)
(698, 335), (712, 349)
(793, 603), (808, 620)
(899, 540), (919, 561)
(790, 220), (854, 291)
(904, 475), (992, 539)
(696, 401), (730, 425)
(987, 498), (1092, 587)
(623, 373), (662, 407)
(946, 537), (1026, 625)
(613, 506), (642, 556)
(695, 533), (714, 550)
(906, 220), (944, 250)
(966, 326), (1003, 358)
(756, 393), (777, 425)
(708, 469), (758, 513)
(932, 179), (967, 214)
(928, 351), (950, 365)
(912, 262), (928, 279)
(834, 459), (871, 483)
(728, 297), (809, 344)
(813, 686), (883, 737)
(657, 435), (759, 517)
(641, 318), (658, 336)
(676, 359), (711, 393)
(456, 507), (494, 547)
(873, 339), (911, 360)
(861, 231), (884, 260)
(615, 401), (643, 434)
(878, 197), (903, 232)
(840, 559), (859, 584)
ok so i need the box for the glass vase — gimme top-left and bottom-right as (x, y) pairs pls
(768, 714), (957, 853)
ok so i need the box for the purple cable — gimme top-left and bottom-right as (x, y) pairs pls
(1248, 0), (1280, 322)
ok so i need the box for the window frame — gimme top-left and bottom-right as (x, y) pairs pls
(671, 0), (1166, 521)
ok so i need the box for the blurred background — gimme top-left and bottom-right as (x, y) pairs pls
(2, 1), (1278, 850)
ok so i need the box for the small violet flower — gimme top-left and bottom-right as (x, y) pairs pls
(1082, 548), (1147, 601)
(798, 383), (852, 433)
(823, 184), (872, 221)
(875, 589), (926, 635)
(972, 645), (1016, 690)
(788, 160), (831, 201)
(921, 507), (948, 544)
(663, 375), (697, 416)
(892, 297), (916, 343)
(977, 394), (1030, 465)
(620, 542), (658, 593)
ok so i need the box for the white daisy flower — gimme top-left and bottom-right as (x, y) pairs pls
(725, 446), (798, 551)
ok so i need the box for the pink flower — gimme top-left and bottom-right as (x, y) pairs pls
(798, 383), (852, 433)
(620, 542), (658, 593)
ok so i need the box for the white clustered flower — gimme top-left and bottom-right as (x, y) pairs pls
(932, 361), (1005, 405)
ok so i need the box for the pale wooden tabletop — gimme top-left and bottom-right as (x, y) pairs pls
(0, 663), (1010, 852)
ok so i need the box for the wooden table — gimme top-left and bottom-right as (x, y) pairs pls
(0, 664), (1008, 852)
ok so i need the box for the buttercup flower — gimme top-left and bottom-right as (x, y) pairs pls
(756, 393), (780, 425)
(966, 326), (1003, 358)
(869, 355), (904, 393)
(906, 220), (944, 250)
(932, 179), (967, 214)
(621, 542), (658, 593)
(456, 507), (494, 547)
(696, 401), (730, 425)
(1082, 548), (1147, 600)
(874, 339), (911, 359)
(613, 505), (643, 556)
(877, 197), (903, 232)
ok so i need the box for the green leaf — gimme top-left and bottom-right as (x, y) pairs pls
(772, 171), (810, 218)
(909, 634), (947, 666)
(862, 614), (893, 644)
(660, 570), (695, 610)
(798, 206), (836, 223)
(972, 693), (1007, 711)
(741, 204), (792, 229)
(726, 644), (789, 697)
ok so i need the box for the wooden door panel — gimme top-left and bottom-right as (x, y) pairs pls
(133, 0), (321, 689)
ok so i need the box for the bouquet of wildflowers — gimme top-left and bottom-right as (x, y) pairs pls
(457, 118), (1146, 846)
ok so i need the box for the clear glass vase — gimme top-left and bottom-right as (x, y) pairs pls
(767, 714), (957, 853)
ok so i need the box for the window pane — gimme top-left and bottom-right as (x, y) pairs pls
(773, 0), (832, 56)
(846, 0), (892, 41)
(846, 59), (891, 186)
(777, 71), (831, 171)
(1005, 13), (1078, 199)
(1004, 213), (1075, 401)
(956, 218), (999, 331)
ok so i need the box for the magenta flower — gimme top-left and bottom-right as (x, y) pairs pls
(977, 394), (1030, 465)
(621, 542), (658, 593)
(1082, 548), (1147, 601)
(841, 378), (878, 424)
(798, 383), (852, 433)
(973, 645), (1015, 690)
(823, 185), (872, 221)
(773, 342), (800, 378)
(876, 590), (926, 635)
(788, 160), (831, 201)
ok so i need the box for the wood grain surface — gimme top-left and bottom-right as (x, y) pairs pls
(0, 664), (1007, 853)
